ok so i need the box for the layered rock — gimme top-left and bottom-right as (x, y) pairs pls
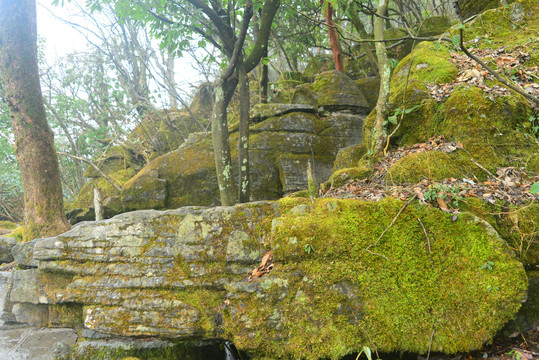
(4, 198), (529, 359)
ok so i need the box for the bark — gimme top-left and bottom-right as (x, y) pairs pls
(322, 0), (344, 72)
(238, 61), (250, 203)
(0, 0), (70, 240)
(211, 76), (238, 206)
(372, 0), (391, 154)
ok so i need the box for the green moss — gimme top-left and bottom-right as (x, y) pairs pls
(72, 169), (135, 211)
(226, 197), (527, 359)
(0, 220), (18, 229)
(333, 144), (367, 171)
(435, 84), (538, 173)
(7, 226), (24, 242)
(385, 150), (481, 184)
(459, 1), (539, 65)
(323, 166), (373, 190)
(417, 16), (452, 37)
(392, 42), (458, 90)
(460, 198), (539, 266)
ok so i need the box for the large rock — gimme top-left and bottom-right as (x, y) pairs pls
(7, 198), (528, 359)
(120, 105), (366, 210)
(0, 236), (16, 264)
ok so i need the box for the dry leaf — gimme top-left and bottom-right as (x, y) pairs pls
(436, 197), (449, 211)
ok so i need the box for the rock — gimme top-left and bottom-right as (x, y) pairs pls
(302, 70), (370, 114)
(0, 236), (16, 264)
(355, 77), (380, 110)
(250, 103), (316, 122)
(11, 238), (39, 268)
(11, 303), (49, 327)
(120, 107), (365, 210)
(11, 198), (528, 359)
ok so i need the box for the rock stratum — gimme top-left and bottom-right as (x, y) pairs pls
(3, 198), (528, 359)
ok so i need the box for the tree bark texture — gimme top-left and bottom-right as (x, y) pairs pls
(0, 0), (71, 240)
(372, 0), (391, 154)
(238, 61), (250, 203)
(322, 0), (344, 72)
(211, 76), (238, 206)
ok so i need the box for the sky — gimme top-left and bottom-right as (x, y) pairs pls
(35, 0), (206, 101)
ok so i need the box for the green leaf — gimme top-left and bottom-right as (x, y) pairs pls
(452, 34), (460, 47)
(531, 182), (539, 194)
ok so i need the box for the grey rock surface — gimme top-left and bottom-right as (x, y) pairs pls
(0, 237), (16, 264)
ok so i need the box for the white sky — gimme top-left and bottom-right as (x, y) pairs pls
(35, 0), (206, 102)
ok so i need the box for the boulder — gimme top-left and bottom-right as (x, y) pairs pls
(11, 238), (39, 268)
(8, 198), (527, 359)
(121, 106), (366, 210)
(294, 71), (370, 114)
(0, 236), (16, 264)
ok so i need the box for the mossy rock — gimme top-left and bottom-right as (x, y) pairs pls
(310, 70), (370, 113)
(290, 84), (317, 106)
(385, 150), (480, 184)
(417, 15), (452, 37)
(384, 27), (412, 60)
(323, 166), (373, 190)
(458, 0), (516, 20)
(227, 197), (527, 358)
(355, 76), (380, 110)
(459, 0), (539, 65)
(460, 198), (539, 266)
(435, 84), (539, 173)
(333, 144), (367, 171)
(363, 42), (457, 150)
(70, 168), (135, 211)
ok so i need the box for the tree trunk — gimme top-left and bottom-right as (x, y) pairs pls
(211, 76), (238, 206)
(322, 0), (344, 72)
(372, 0), (391, 154)
(0, 0), (71, 240)
(238, 61), (250, 203)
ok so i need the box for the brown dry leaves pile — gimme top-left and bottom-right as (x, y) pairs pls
(322, 136), (539, 212)
(426, 47), (539, 109)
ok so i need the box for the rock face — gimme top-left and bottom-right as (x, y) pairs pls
(70, 71), (371, 220)
(0, 236), (16, 264)
(4, 198), (528, 359)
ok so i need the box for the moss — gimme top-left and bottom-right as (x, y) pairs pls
(460, 198), (539, 266)
(459, 1), (539, 65)
(435, 84), (538, 173)
(49, 303), (83, 328)
(333, 144), (368, 171)
(7, 226), (24, 242)
(385, 150), (481, 184)
(417, 16), (452, 37)
(72, 169), (135, 211)
(0, 220), (18, 229)
(323, 166), (373, 190)
(355, 77), (380, 110)
(226, 197), (526, 359)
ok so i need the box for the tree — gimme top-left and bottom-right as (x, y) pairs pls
(0, 0), (71, 239)
(88, 0), (281, 205)
(371, 0), (390, 154)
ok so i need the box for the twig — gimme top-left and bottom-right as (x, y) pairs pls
(418, 218), (434, 269)
(366, 195), (417, 258)
(459, 147), (496, 179)
(459, 28), (539, 106)
(426, 330), (435, 360)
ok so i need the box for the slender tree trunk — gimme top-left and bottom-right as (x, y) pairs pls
(322, 0), (344, 72)
(372, 0), (391, 154)
(0, 0), (71, 240)
(238, 61), (250, 203)
(211, 76), (238, 206)
(260, 47), (269, 103)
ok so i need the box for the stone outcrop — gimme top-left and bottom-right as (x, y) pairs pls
(72, 71), (371, 219)
(3, 198), (529, 359)
(0, 236), (16, 264)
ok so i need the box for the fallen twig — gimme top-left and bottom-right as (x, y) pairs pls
(418, 218), (434, 269)
(366, 195), (417, 259)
